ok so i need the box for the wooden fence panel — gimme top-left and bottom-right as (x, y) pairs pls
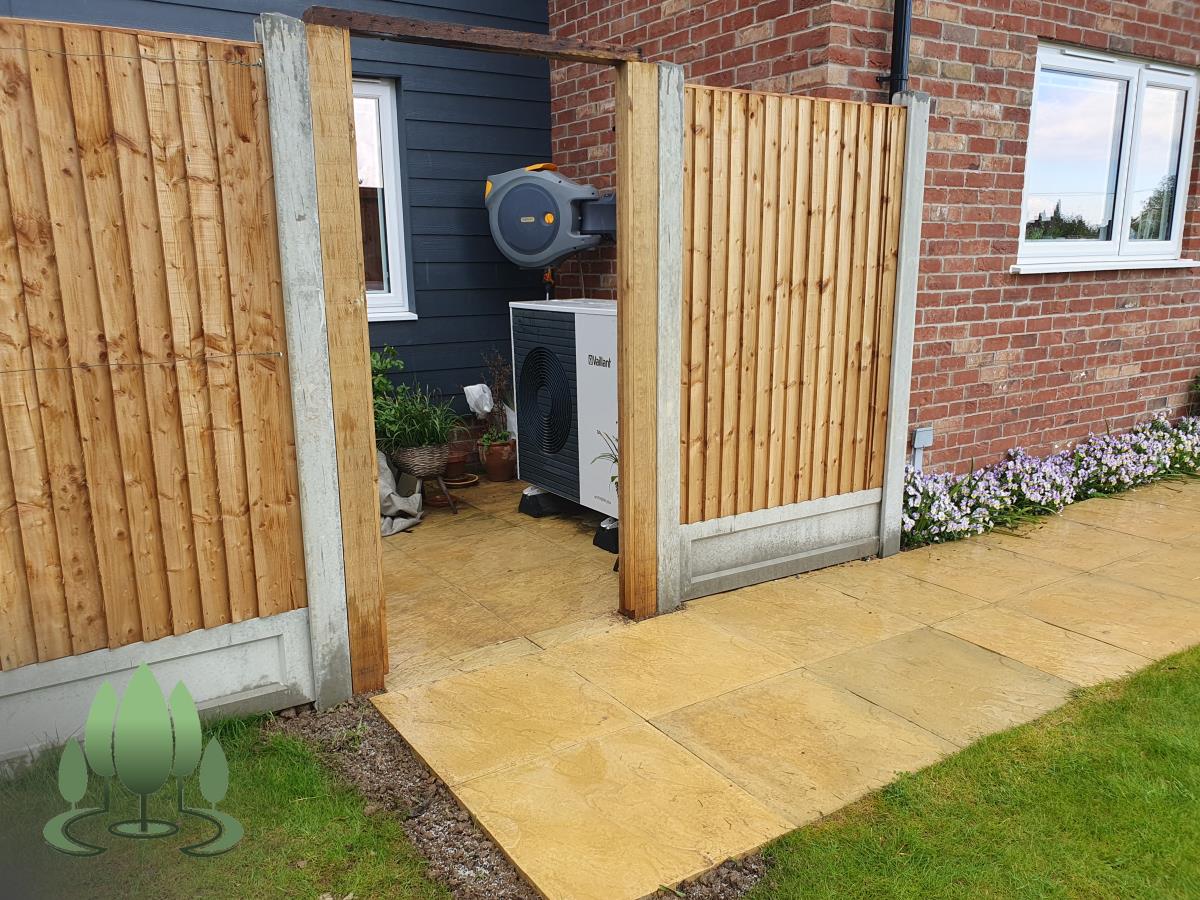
(681, 86), (907, 524)
(0, 20), (308, 670)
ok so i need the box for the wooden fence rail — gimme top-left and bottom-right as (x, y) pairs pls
(0, 20), (308, 671)
(680, 85), (907, 524)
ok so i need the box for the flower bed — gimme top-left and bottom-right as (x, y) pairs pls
(902, 415), (1200, 549)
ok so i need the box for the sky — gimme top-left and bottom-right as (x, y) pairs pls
(1023, 67), (1185, 237)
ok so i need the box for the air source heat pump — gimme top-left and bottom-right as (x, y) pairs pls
(510, 300), (617, 518)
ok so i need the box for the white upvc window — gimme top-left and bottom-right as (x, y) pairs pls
(1013, 44), (1200, 275)
(353, 78), (414, 320)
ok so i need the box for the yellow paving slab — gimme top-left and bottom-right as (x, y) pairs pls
(687, 578), (921, 666)
(383, 637), (542, 692)
(465, 556), (618, 634)
(405, 525), (579, 585)
(806, 559), (987, 624)
(935, 605), (1149, 687)
(977, 516), (1164, 571)
(372, 656), (640, 786)
(527, 612), (631, 650)
(453, 723), (792, 900)
(809, 628), (1076, 745)
(1059, 493), (1200, 543)
(1003, 573), (1200, 658)
(386, 588), (520, 665)
(540, 609), (795, 718)
(1123, 479), (1200, 514)
(884, 540), (1076, 601)
(653, 670), (955, 826)
(1095, 543), (1200, 602)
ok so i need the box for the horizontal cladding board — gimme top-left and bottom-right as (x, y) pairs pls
(406, 121), (551, 155)
(402, 92), (550, 129)
(407, 178), (493, 208)
(406, 150), (553, 181)
(403, 288), (539, 319)
(409, 206), (491, 236)
(377, 312), (512, 344)
(411, 233), (527, 262)
(412, 262), (537, 291)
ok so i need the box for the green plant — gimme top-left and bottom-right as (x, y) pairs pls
(371, 347), (461, 453)
(480, 426), (511, 450)
(371, 347), (404, 404)
(375, 384), (461, 453)
(1190, 373), (1200, 416)
(593, 430), (619, 490)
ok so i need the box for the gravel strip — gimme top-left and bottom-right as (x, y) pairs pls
(269, 695), (536, 900)
(270, 694), (768, 900)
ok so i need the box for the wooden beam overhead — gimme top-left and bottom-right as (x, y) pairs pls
(301, 6), (640, 65)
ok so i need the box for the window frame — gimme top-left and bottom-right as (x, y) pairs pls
(352, 78), (414, 322)
(1016, 44), (1199, 272)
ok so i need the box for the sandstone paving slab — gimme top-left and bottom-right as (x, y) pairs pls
(935, 605), (1149, 687)
(977, 516), (1163, 572)
(685, 578), (922, 667)
(1094, 543), (1200, 602)
(372, 656), (640, 786)
(1059, 493), (1200, 544)
(453, 723), (792, 900)
(539, 609), (795, 719)
(1002, 573), (1200, 658)
(808, 628), (1075, 746)
(884, 540), (1075, 602)
(806, 559), (988, 624)
(653, 669), (956, 826)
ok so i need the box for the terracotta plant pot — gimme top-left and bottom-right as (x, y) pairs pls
(444, 447), (469, 479)
(480, 439), (517, 482)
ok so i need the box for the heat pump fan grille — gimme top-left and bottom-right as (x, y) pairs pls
(517, 347), (572, 454)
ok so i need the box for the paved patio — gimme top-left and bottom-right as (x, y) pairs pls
(374, 479), (1200, 900)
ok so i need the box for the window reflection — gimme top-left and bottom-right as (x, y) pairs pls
(1023, 70), (1126, 242)
(354, 95), (390, 292)
(1128, 86), (1186, 241)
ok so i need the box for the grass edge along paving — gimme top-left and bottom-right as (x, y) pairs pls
(748, 645), (1200, 900)
(0, 715), (449, 900)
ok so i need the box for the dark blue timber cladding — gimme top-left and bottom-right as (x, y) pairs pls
(23, 0), (550, 403)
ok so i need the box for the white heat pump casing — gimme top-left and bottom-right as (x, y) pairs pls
(510, 299), (618, 518)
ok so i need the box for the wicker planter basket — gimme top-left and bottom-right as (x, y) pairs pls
(391, 444), (449, 479)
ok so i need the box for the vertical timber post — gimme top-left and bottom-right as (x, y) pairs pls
(306, 22), (388, 691)
(258, 13), (353, 706)
(878, 90), (930, 557)
(615, 61), (661, 619)
(656, 63), (685, 614)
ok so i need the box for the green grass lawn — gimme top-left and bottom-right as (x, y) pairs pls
(749, 646), (1200, 899)
(1, 716), (448, 900)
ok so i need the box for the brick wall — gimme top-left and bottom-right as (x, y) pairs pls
(548, 0), (1200, 472)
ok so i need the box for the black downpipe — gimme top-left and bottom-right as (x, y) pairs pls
(883, 0), (913, 98)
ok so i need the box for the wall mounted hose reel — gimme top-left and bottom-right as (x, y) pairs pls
(485, 164), (615, 274)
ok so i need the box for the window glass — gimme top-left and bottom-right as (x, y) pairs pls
(354, 94), (390, 293)
(1128, 86), (1187, 241)
(1023, 70), (1127, 242)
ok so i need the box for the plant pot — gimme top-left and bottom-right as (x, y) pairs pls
(444, 447), (470, 479)
(391, 444), (450, 479)
(480, 439), (517, 482)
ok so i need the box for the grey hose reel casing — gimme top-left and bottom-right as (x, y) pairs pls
(485, 167), (615, 269)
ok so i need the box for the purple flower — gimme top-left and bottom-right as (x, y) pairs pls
(901, 414), (1200, 549)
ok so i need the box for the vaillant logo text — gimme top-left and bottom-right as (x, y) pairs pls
(588, 354), (612, 368)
